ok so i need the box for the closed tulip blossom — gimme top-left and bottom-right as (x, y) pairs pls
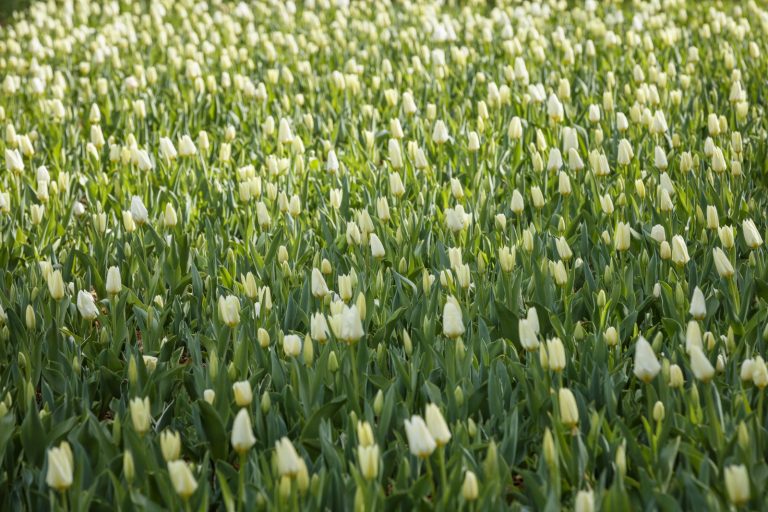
(232, 381), (253, 407)
(559, 387), (579, 429)
(404, 415), (436, 458)
(160, 430), (181, 462)
(47, 270), (65, 300)
(283, 334), (302, 357)
(742, 219), (763, 249)
(358, 444), (379, 480)
(231, 408), (256, 454)
(106, 266), (122, 296)
(275, 437), (302, 477)
(168, 460), (198, 499)
(689, 287), (707, 319)
(633, 337), (661, 383)
(432, 120), (449, 144)
(77, 290), (99, 320)
(689, 345), (715, 382)
(46, 441), (74, 492)
(712, 247), (734, 278)
(218, 295), (240, 327)
(724, 465), (750, 506)
(178, 135), (197, 156)
(614, 222), (631, 252)
(425, 404), (451, 446)
(335, 304), (364, 343)
(546, 338), (566, 372)
(130, 196), (149, 225)
(518, 318), (539, 351)
(670, 235), (690, 266)
(129, 397), (151, 435)
(462, 470), (479, 501)
(311, 268), (330, 298)
(442, 297), (465, 339)
(370, 233), (386, 258)
(575, 490), (594, 512)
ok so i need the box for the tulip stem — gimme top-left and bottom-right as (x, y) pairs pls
(426, 456), (437, 504)
(704, 383), (724, 452)
(437, 446), (448, 499)
(645, 385), (653, 427)
(238, 451), (246, 512)
(350, 341), (360, 413)
(111, 295), (119, 353)
(292, 480), (300, 511)
(757, 392), (765, 451)
(728, 278), (741, 319)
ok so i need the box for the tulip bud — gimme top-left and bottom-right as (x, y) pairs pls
(742, 219), (763, 249)
(634, 336), (661, 383)
(128, 356), (138, 386)
(425, 404), (451, 446)
(559, 388), (579, 429)
(366, 389), (383, 417)
(614, 222), (630, 252)
(256, 327), (270, 348)
(218, 295), (240, 327)
(129, 397), (151, 435)
(724, 465), (750, 506)
(231, 408), (257, 454)
(462, 470), (479, 501)
(543, 428), (557, 469)
(589, 288), (605, 311)
(689, 287), (707, 320)
(168, 460), (198, 499)
(442, 297), (465, 339)
(615, 442), (627, 478)
(737, 421), (750, 450)
(40, 265), (62, 299)
(160, 430), (181, 462)
(652, 401), (665, 422)
(232, 381), (253, 407)
(482, 439), (498, 478)
(106, 266), (122, 295)
(123, 450), (135, 483)
(668, 364), (685, 388)
(207, 349), (219, 380)
(301, 334), (313, 366)
(46, 441), (74, 492)
(328, 351), (339, 372)
(604, 326), (618, 346)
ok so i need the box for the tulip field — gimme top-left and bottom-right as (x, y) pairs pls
(2, 0), (768, 509)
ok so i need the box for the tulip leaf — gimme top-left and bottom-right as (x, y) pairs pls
(197, 401), (227, 460)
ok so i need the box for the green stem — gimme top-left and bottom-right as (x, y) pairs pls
(291, 480), (299, 511)
(350, 341), (360, 413)
(757, 392), (765, 455)
(238, 452), (246, 512)
(705, 382), (724, 452)
(437, 446), (448, 501)
(645, 384), (654, 425)
(728, 277), (741, 319)
(426, 456), (437, 504)
(111, 295), (119, 353)
(563, 267), (573, 328)
(653, 415), (662, 464)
